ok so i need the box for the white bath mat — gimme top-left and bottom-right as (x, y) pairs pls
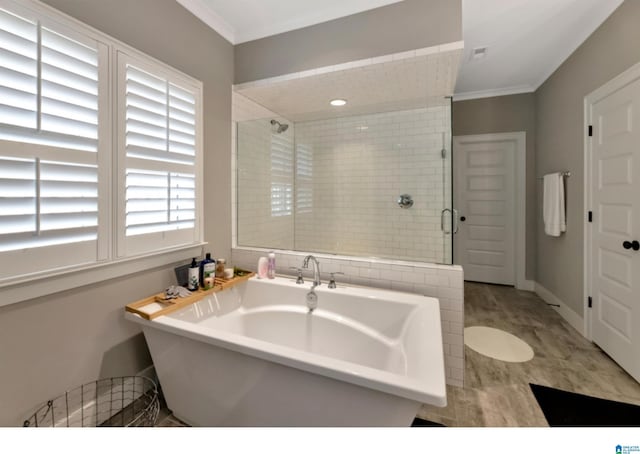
(464, 326), (534, 363)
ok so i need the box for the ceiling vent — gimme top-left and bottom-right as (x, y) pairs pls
(469, 46), (488, 61)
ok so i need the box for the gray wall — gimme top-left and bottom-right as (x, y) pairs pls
(234, 0), (462, 83)
(535, 0), (640, 317)
(0, 0), (233, 426)
(453, 94), (537, 280)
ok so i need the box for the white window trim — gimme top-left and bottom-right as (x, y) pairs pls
(0, 0), (205, 306)
(0, 242), (206, 308)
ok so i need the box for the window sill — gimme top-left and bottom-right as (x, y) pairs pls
(0, 242), (206, 308)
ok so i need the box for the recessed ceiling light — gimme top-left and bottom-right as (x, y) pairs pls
(330, 99), (347, 107)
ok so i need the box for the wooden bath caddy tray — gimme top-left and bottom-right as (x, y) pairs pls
(125, 270), (255, 320)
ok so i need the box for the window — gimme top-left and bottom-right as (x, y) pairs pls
(0, 0), (203, 294)
(117, 55), (202, 257)
(0, 4), (109, 280)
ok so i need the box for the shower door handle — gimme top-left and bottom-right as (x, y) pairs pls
(452, 209), (459, 234)
(441, 208), (452, 234)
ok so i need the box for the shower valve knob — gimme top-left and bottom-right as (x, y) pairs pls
(397, 194), (414, 209)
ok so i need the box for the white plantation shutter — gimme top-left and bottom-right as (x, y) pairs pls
(125, 169), (195, 236)
(0, 1), (204, 299)
(0, 8), (37, 129)
(0, 8), (99, 151)
(270, 131), (293, 217)
(295, 143), (313, 215)
(0, 4), (107, 280)
(0, 157), (98, 251)
(118, 54), (202, 256)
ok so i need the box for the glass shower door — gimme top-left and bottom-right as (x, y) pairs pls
(436, 100), (454, 264)
(441, 129), (454, 265)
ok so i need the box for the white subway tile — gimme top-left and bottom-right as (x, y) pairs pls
(444, 333), (463, 346)
(448, 357), (464, 371)
(422, 286), (440, 299)
(340, 265), (360, 276)
(402, 271), (425, 284)
(449, 321), (463, 335)
(450, 344), (464, 359)
(386, 269), (404, 282)
(442, 310), (464, 324)
(363, 268), (382, 279)
(438, 287), (462, 299)
(391, 281), (414, 293)
(451, 367), (464, 381)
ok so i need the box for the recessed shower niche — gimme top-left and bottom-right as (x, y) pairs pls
(233, 42), (463, 264)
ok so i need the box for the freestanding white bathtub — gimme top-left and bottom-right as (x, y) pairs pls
(125, 276), (447, 426)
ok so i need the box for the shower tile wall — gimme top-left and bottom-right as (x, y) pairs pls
(294, 106), (451, 263)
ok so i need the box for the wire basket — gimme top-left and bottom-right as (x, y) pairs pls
(23, 376), (159, 427)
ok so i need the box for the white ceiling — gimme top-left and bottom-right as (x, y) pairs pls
(455, 0), (624, 100)
(176, 0), (404, 44)
(177, 0), (624, 100)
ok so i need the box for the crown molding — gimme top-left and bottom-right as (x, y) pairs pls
(452, 85), (534, 102)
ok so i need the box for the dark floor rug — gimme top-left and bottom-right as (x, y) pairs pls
(411, 417), (445, 427)
(530, 383), (640, 427)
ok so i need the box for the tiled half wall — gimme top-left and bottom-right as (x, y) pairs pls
(232, 247), (464, 388)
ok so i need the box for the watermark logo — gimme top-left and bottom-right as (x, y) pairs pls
(617, 446), (640, 454)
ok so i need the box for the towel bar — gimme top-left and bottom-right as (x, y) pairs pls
(537, 171), (570, 180)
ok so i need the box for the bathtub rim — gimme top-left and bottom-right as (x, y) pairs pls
(125, 278), (447, 406)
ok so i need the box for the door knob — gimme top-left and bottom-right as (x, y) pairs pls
(460, 216), (466, 222)
(623, 240), (640, 251)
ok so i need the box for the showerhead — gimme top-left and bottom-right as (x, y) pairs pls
(270, 119), (289, 134)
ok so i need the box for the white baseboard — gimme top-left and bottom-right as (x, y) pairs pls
(534, 283), (585, 336)
(517, 279), (536, 291)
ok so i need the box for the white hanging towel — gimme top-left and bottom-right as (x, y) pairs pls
(543, 172), (566, 237)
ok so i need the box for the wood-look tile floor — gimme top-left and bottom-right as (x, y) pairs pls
(418, 282), (640, 427)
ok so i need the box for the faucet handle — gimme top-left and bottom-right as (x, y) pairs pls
(327, 272), (344, 289)
(289, 267), (305, 284)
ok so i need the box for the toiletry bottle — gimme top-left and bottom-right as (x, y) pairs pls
(215, 258), (226, 279)
(187, 257), (199, 291)
(267, 251), (276, 279)
(257, 257), (268, 278)
(200, 253), (216, 289)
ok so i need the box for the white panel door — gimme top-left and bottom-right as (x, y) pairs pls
(454, 135), (516, 285)
(590, 76), (640, 382)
